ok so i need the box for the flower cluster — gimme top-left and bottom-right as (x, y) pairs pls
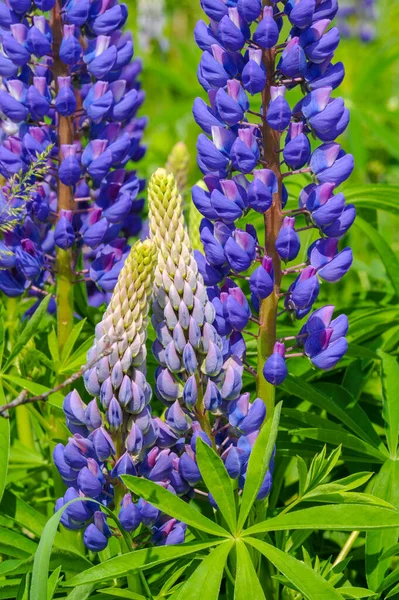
(53, 170), (275, 552)
(192, 0), (354, 387)
(336, 0), (377, 42)
(0, 0), (146, 305)
(149, 168), (273, 499)
(53, 239), (188, 550)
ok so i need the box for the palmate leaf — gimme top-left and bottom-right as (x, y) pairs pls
(288, 427), (386, 463)
(237, 402), (282, 531)
(366, 460), (399, 591)
(31, 497), (129, 600)
(343, 184), (399, 216)
(196, 438), (237, 535)
(281, 376), (386, 453)
(170, 540), (233, 600)
(378, 351), (399, 458)
(65, 541), (224, 589)
(122, 475), (230, 538)
(354, 216), (399, 296)
(3, 294), (51, 371)
(0, 381), (9, 504)
(234, 540), (266, 600)
(243, 504), (399, 537)
(244, 537), (344, 599)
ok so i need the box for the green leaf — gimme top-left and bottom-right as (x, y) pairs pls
(122, 475), (229, 538)
(2, 375), (64, 408)
(378, 351), (399, 458)
(171, 540), (233, 600)
(366, 461), (399, 591)
(337, 587), (377, 599)
(47, 566), (62, 600)
(0, 526), (37, 557)
(64, 584), (96, 600)
(3, 294), (51, 370)
(244, 505), (399, 536)
(288, 428), (386, 462)
(65, 541), (223, 587)
(60, 318), (86, 364)
(237, 402), (282, 531)
(234, 540), (265, 600)
(281, 376), (384, 451)
(196, 437), (236, 535)
(0, 490), (47, 537)
(354, 216), (399, 296)
(0, 382), (9, 503)
(343, 184), (399, 216)
(245, 537), (344, 599)
(96, 588), (147, 600)
(31, 498), (121, 600)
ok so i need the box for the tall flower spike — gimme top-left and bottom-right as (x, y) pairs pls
(55, 239), (164, 553)
(193, 0), (354, 410)
(148, 169), (244, 428)
(148, 168), (270, 502)
(0, 0), (147, 327)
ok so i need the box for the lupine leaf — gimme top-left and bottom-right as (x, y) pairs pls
(60, 318), (87, 364)
(337, 587), (378, 598)
(244, 505), (399, 536)
(65, 541), (223, 587)
(47, 566), (62, 600)
(0, 382), (9, 503)
(3, 294), (51, 371)
(288, 428), (386, 462)
(244, 537), (344, 599)
(97, 589), (147, 599)
(0, 526), (37, 558)
(378, 351), (399, 458)
(366, 461), (399, 591)
(234, 540), (266, 600)
(196, 437), (237, 535)
(343, 184), (399, 215)
(122, 475), (230, 538)
(354, 216), (399, 296)
(237, 402), (282, 531)
(1, 375), (64, 408)
(170, 540), (233, 600)
(282, 376), (385, 452)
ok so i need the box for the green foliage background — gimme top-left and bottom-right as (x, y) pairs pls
(0, 0), (399, 598)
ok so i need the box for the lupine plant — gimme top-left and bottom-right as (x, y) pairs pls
(0, 0), (398, 598)
(0, 0), (147, 346)
(193, 0), (354, 415)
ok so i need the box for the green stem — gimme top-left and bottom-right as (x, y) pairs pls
(51, 0), (75, 355)
(56, 248), (74, 354)
(16, 405), (34, 450)
(256, 23), (283, 419)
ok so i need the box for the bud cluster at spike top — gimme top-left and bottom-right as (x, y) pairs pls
(0, 0), (146, 305)
(192, 0), (355, 386)
(53, 173), (275, 553)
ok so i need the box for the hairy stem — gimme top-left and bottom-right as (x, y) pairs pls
(256, 29), (283, 418)
(51, 0), (75, 353)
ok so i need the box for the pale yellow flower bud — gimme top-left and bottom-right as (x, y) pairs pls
(165, 142), (190, 193)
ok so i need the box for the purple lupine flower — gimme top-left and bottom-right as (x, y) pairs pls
(192, 0), (354, 395)
(0, 0), (147, 305)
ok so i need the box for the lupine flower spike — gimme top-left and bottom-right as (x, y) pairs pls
(0, 0), (147, 319)
(193, 0), (354, 411)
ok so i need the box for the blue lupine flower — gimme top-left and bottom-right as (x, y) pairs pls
(0, 0), (147, 303)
